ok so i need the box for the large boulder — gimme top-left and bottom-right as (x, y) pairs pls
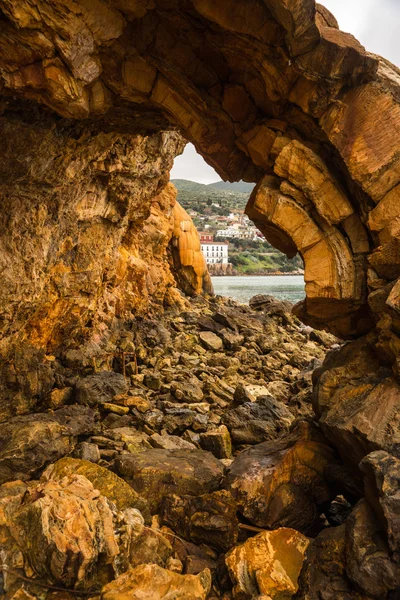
(345, 500), (400, 598)
(296, 500), (400, 600)
(224, 422), (336, 533)
(226, 528), (309, 599)
(0, 474), (147, 591)
(0, 405), (98, 484)
(114, 449), (224, 514)
(360, 451), (400, 555)
(100, 564), (211, 600)
(313, 338), (400, 469)
(295, 524), (357, 600)
(160, 490), (238, 552)
(43, 457), (150, 521)
(221, 396), (295, 445)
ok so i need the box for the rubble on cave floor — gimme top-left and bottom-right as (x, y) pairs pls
(0, 295), (399, 600)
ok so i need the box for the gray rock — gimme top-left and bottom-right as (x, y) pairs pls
(199, 331), (223, 351)
(75, 371), (128, 406)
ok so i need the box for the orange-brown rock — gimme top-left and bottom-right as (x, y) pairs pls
(0, 0), (398, 349)
(224, 422), (336, 534)
(225, 528), (310, 599)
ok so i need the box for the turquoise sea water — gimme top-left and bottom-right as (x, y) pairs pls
(211, 275), (305, 304)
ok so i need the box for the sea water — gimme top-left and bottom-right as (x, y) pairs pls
(211, 275), (305, 304)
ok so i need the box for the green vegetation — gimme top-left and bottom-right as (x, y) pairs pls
(224, 238), (303, 274)
(172, 179), (303, 275)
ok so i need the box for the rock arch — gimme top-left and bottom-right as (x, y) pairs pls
(1, 0), (399, 339)
(0, 0), (400, 416)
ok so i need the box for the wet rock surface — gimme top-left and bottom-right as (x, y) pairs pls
(0, 295), (399, 599)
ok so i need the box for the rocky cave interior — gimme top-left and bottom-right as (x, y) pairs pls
(0, 0), (400, 599)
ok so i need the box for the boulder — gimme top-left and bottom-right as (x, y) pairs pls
(345, 500), (400, 598)
(249, 294), (292, 315)
(224, 422), (336, 532)
(0, 405), (97, 485)
(360, 451), (400, 555)
(296, 524), (356, 600)
(114, 449), (224, 514)
(100, 564), (211, 600)
(160, 490), (238, 552)
(2, 474), (146, 590)
(226, 528), (309, 599)
(199, 425), (232, 459)
(222, 396), (295, 445)
(43, 457), (150, 519)
(75, 371), (128, 406)
(313, 338), (400, 469)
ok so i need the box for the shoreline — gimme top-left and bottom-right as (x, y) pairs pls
(210, 272), (304, 277)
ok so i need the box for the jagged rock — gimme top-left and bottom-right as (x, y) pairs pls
(199, 425), (232, 459)
(345, 500), (400, 597)
(360, 451), (400, 555)
(75, 372), (128, 407)
(224, 422), (336, 533)
(297, 499), (400, 600)
(295, 524), (356, 600)
(100, 564), (211, 600)
(0, 405), (98, 485)
(44, 457), (150, 520)
(160, 490), (238, 552)
(226, 528), (309, 599)
(114, 449), (224, 514)
(222, 396), (295, 445)
(105, 427), (152, 453)
(1, 474), (147, 591)
(249, 294), (292, 314)
(313, 338), (400, 469)
(219, 329), (244, 350)
(199, 331), (223, 351)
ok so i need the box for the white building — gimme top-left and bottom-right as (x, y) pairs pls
(201, 242), (229, 265)
(216, 227), (242, 238)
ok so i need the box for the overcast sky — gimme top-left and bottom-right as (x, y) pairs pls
(171, 0), (400, 184)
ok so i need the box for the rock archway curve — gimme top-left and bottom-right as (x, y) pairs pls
(1, 0), (400, 342)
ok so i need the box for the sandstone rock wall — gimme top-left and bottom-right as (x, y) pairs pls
(1, 0), (399, 341)
(0, 102), (211, 419)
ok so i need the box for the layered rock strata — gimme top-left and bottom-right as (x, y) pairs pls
(1, 0), (399, 339)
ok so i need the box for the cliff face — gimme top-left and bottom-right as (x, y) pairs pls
(1, 0), (399, 340)
(0, 102), (210, 419)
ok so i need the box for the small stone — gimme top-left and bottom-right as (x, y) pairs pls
(143, 373), (162, 391)
(48, 386), (73, 409)
(199, 425), (232, 459)
(199, 331), (223, 351)
(149, 433), (196, 450)
(103, 403), (130, 415)
(76, 442), (100, 463)
(128, 396), (152, 413)
(165, 557), (183, 573)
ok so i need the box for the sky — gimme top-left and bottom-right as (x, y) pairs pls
(170, 0), (400, 184)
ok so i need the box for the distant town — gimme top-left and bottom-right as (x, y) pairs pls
(173, 179), (304, 276)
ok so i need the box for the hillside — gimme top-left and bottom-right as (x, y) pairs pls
(207, 180), (255, 193)
(172, 178), (303, 275)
